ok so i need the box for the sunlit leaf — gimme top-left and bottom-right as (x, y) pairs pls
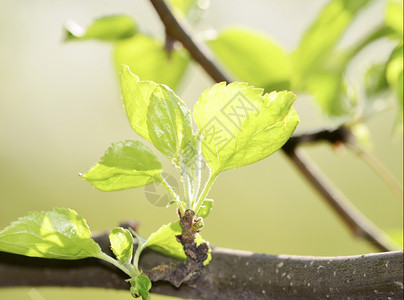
(144, 221), (207, 262)
(385, 0), (403, 38)
(109, 227), (134, 264)
(197, 199), (214, 218)
(293, 0), (373, 87)
(168, 0), (198, 16)
(193, 82), (299, 175)
(115, 34), (189, 89)
(147, 85), (193, 158)
(129, 275), (152, 300)
(0, 208), (101, 259)
(65, 15), (137, 41)
(82, 140), (162, 191)
(386, 41), (403, 123)
(208, 27), (290, 92)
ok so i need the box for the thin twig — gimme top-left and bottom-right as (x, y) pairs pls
(148, 0), (395, 252)
(347, 143), (403, 199)
(283, 147), (397, 252)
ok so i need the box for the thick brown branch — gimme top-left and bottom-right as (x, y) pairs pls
(147, 0), (395, 252)
(0, 234), (402, 299)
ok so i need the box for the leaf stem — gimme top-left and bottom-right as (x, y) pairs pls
(97, 252), (138, 277)
(347, 143), (403, 199)
(193, 170), (218, 214)
(159, 175), (184, 212)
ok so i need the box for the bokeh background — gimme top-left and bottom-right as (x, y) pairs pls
(0, 0), (402, 299)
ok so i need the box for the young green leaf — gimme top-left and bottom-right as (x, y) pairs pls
(142, 221), (208, 262)
(129, 275), (152, 300)
(385, 0), (403, 38)
(115, 34), (189, 90)
(82, 140), (163, 191)
(147, 85), (193, 158)
(208, 27), (290, 92)
(193, 82), (299, 175)
(65, 15), (137, 41)
(386, 41), (403, 124)
(0, 208), (101, 259)
(120, 66), (193, 159)
(197, 199), (214, 218)
(109, 227), (134, 264)
(293, 0), (373, 87)
(167, 0), (199, 16)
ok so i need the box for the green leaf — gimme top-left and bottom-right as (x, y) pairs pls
(82, 140), (162, 191)
(0, 208), (101, 259)
(385, 0), (403, 38)
(65, 15), (137, 41)
(197, 199), (214, 218)
(115, 34), (189, 89)
(293, 0), (373, 87)
(208, 27), (290, 92)
(364, 63), (389, 97)
(109, 227), (134, 264)
(129, 275), (152, 300)
(147, 85), (193, 158)
(144, 221), (206, 261)
(193, 82), (299, 174)
(386, 41), (403, 123)
(168, 0), (198, 16)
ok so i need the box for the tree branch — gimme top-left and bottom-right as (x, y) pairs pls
(149, 0), (229, 83)
(282, 147), (397, 252)
(1, 233), (402, 299)
(147, 0), (395, 252)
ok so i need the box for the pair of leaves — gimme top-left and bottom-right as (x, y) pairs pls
(65, 15), (189, 90)
(82, 66), (195, 192)
(120, 66), (193, 159)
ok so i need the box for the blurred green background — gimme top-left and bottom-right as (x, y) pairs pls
(0, 0), (402, 299)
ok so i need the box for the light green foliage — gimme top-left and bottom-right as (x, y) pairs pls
(120, 66), (193, 161)
(65, 15), (137, 41)
(364, 63), (389, 98)
(0, 208), (101, 259)
(193, 82), (299, 175)
(82, 140), (162, 191)
(386, 41), (403, 123)
(109, 227), (134, 264)
(115, 34), (189, 89)
(147, 85), (193, 159)
(197, 199), (214, 218)
(385, 0), (403, 38)
(134, 221), (207, 261)
(129, 275), (152, 300)
(208, 27), (290, 92)
(168, 0), (198, 16)
(292, 0), (373, 116)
